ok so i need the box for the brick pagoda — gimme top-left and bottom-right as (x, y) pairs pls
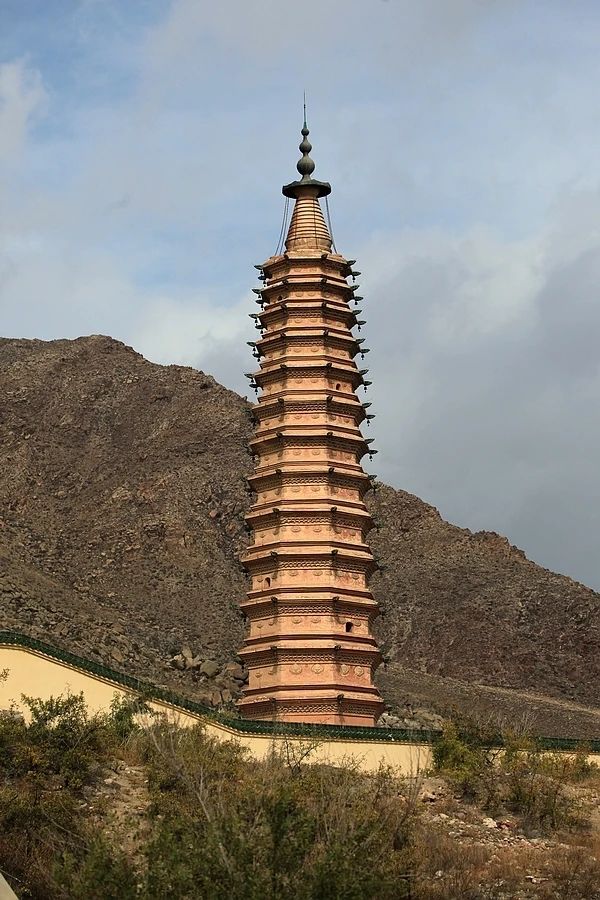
(237, 120), (385, 726)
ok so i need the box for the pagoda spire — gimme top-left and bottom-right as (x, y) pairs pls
(236, 121), (384, 727)
(283, 116), (332, 252)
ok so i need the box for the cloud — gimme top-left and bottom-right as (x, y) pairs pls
(2, 0), (600, 590)
(133, 293), (253, 392)
(0, 58), (46, 168)
(360, 190), (600, 587)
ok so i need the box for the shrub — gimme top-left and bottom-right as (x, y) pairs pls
(53, 839), (139, 900)
(432, 718), (504, 811)
(1, 693), (597, 898)
(0, 691), (148, 897)
(502, 747), (587, 832)
(143, 723), (418, 899)
(541, 844), (600, 899)
(432, 715), (593, 833)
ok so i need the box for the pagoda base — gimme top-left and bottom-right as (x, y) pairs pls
(237, 691), (385, 727)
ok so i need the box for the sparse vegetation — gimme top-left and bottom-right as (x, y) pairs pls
(0, 695), (599, 898)
(432, 714), (597, 833)
(0, 693), (142, 898)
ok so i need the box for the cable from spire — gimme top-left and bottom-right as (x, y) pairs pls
(275, 196), (290, 257)
(324, 195), (338, 254)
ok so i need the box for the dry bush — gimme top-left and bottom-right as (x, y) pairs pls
(143, 721), (420, 899)
(410, 824), (492, 899)
(406, 824), (549, 899)
(409, 830), (599, 899)
(433, 715), (596, 834)
(537, 747), (599, 784)
(1, 692), (597, 898)
(538, 844), (600, 899)
(0, 693), (142, 898)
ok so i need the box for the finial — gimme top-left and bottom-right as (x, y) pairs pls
(282, 100), (331, 199)
(297, 94), (315, 179)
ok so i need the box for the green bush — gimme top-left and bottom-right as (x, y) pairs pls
(432, 716), (594, 832)
(53, 839), (139, 900)
(0, 691), (147, 897)
(143, 725), (417, 899)
(432, 719), (504, 811)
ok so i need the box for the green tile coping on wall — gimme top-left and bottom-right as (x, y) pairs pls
(0, 631), (598, 752)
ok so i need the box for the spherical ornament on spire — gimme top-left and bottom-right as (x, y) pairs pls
(297, 154), (315, 177)
(299, 135), (312, 154)
(282, 117), (331, 198)
(297, 125), (315, 178)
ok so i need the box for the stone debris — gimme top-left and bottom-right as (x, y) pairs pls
(378, 708), (444, 731)
(199, 659), (220, 678)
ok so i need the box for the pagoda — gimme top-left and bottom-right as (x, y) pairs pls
(237, 119), (385, 726)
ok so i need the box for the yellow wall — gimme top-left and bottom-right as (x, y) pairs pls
(2, 644), (598, 774)
(0, 644), (430, 774)
(0, 873), (17, 900)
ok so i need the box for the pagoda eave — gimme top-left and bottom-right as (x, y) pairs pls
(241, 586), (380, 605)
(240, 543), (375, 564)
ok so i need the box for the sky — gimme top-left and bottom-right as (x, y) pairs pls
(1, 0), (600, 589)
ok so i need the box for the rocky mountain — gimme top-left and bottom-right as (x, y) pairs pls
(1, 335), (599, 736)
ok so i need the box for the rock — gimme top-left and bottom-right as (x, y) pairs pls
(222, 682), (239, 698)
(169, 654), (187, 671)
(209, 690), (222, 706)
(186, 655), (204, 670)
(482, 817), (497, 829)
(223, 662), (246, 680)
(377, 709), (440, 731)
(220, 689), (233, 703)
(402, 718), (428, 730)
(200, 659), (220, 678)
(181, 645), (193, 662)
(377, 712), (405, 728)
(110, 648), (125, 664)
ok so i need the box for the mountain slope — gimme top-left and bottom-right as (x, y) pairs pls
(1, 336), (598, 734)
